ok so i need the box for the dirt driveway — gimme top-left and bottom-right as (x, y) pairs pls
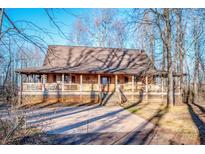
(24, 105), (154, 144)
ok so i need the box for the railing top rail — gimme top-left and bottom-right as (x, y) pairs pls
(23, 82), (42, 84)
(64, 83), (80, 85)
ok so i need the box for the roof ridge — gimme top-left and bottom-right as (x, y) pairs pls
(48, 45), (145, 52)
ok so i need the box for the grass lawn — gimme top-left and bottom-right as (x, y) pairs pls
(122, 100), (204, 144)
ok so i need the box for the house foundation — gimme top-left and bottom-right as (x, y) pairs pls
(18, 91), (183, 106)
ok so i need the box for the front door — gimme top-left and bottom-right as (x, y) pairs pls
(101, 76), (110, 92)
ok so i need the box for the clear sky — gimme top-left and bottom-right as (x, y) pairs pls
(4, 8), (92, 45)
(3, 8), (133, 49)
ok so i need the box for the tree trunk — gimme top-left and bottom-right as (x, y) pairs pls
(150, 33), (155, 63)
(177, 9), (184, 94)
(164, 8), (174, 106)
(193, 19), (200, 103)
(174, 9), (184, 103)
(0, 8), (4, 34)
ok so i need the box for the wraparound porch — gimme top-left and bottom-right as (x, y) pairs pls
(20, 73), (181, 93)
(18, 73), (182, 105)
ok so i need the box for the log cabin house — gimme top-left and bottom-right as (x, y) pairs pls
(16, 45), (182, 105)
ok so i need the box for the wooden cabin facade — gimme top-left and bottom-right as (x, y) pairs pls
(16, 45), (182, 105)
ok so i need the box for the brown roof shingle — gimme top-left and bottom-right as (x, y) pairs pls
(16, 45), (156, 75)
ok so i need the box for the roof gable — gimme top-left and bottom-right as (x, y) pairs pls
(42, 45), (155, 75)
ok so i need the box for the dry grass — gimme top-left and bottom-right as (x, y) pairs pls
(0, 102), (43, 144)
(2, 99), (204, 144)
(122, 101), (201, 144)
(19, 101), (98, 109)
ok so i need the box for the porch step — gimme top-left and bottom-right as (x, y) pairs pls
(100, 89), (130, 106)
(100, 91), (121, 106)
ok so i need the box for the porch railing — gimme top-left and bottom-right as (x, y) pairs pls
(45, 83), (80, 91)
(64, 83), (80, 91)
(147, 84), (163, 92)
(23, 83), (42, 91)
(45, 83), (59, 91)
(22, 82), (181, 93)
(82, 84), (99, 91)
(119, 83), (145, 92)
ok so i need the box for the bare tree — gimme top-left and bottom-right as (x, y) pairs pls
(192, 17), (202, 103)
(91, 9), (117, 47)
(0, 8), (3, 34)
(112, 19), (128, 48)
(163, 9), (174, 105)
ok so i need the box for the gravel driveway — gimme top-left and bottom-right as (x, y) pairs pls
(1, 104), (154, 144)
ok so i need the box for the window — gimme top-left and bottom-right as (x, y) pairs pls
(71, 76), (76, 83)
(64, 75), (70, 83)
(124, 77), (129, 83)
(85, 76), (90, 81)
(53, 75), (56, 82)
(101, 77), (110, 85)
(85, 76), (91, 83)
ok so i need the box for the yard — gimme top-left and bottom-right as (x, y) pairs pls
(1, 100), (205, 144)
(1, 102), (154, 144)
(122, 100), (205, 144)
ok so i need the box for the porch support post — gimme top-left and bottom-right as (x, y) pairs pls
(39, 75), (41, 83)
(98, 74), (101, 92)
(26, 74), (29, 82)
(31, 74), (33, 83)
(132, 76), (135, 92)
(145, 75), (148, 102)
(115, 74), (118, 91)
(80, 74), (83, 92)
(42, 74), (46, 92)
(178, 78), (181, 94)
(69, 74), (72, 84)
(19, 73), (23, 106)
(29, 74), (31, 82)
(161, 77), (164, 93)
(145, 76), (148, 93)
(161, 76), (165, 101)
(27, 75), (29, 82)
(98, 74), (101, 103)
(62, 73), (64, 91)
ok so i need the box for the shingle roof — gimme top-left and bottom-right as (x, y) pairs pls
(16, 45), (156, 75)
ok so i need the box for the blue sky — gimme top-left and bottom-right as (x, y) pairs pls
(4, 8), (92, 45)
(3, 8), (162, 65)
(4, 8), (130, 45)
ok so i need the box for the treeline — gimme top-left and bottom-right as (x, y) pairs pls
(68, 9), (205, 105)
(0, 8), (45, 102)
(0, 8), (205, 105)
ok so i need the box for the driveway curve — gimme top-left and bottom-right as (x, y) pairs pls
(26, 105), (154, 144)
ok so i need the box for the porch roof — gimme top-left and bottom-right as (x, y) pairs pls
(15, 66), (156, 75)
